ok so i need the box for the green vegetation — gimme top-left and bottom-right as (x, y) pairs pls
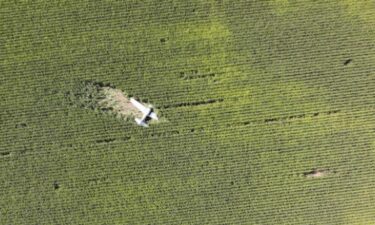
(0, 0), (374, 224)
(66, 81), (111, 111)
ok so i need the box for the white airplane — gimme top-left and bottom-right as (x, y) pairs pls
(130, 98), (158, 127)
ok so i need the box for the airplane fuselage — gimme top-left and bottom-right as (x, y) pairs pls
(130, 98), (159, 127)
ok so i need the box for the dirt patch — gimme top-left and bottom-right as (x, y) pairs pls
(100, 87), (143, 119)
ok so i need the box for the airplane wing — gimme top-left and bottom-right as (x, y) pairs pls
(149, 112), (159, 120)
(135, 118), (149, 127)
(130, 98), (150, 114)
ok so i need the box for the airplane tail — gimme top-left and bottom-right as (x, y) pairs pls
(135, 118), (149, 128)
(149, 112), (159, 120)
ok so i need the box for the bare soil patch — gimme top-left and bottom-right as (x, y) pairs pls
(100, 87), (143, 119)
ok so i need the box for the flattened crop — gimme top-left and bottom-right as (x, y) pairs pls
(65, 81), (153, 122)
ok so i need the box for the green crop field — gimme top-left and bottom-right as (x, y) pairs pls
(1, 0), (374, 224)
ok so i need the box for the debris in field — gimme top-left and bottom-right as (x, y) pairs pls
(179, 69), (217, 80)
(344, 59), (352, 66)
(15, 123), (27, 128)
(53, 181), (60, 190)
(0, 152), (11, 157)
(303, 168), (333, 178)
